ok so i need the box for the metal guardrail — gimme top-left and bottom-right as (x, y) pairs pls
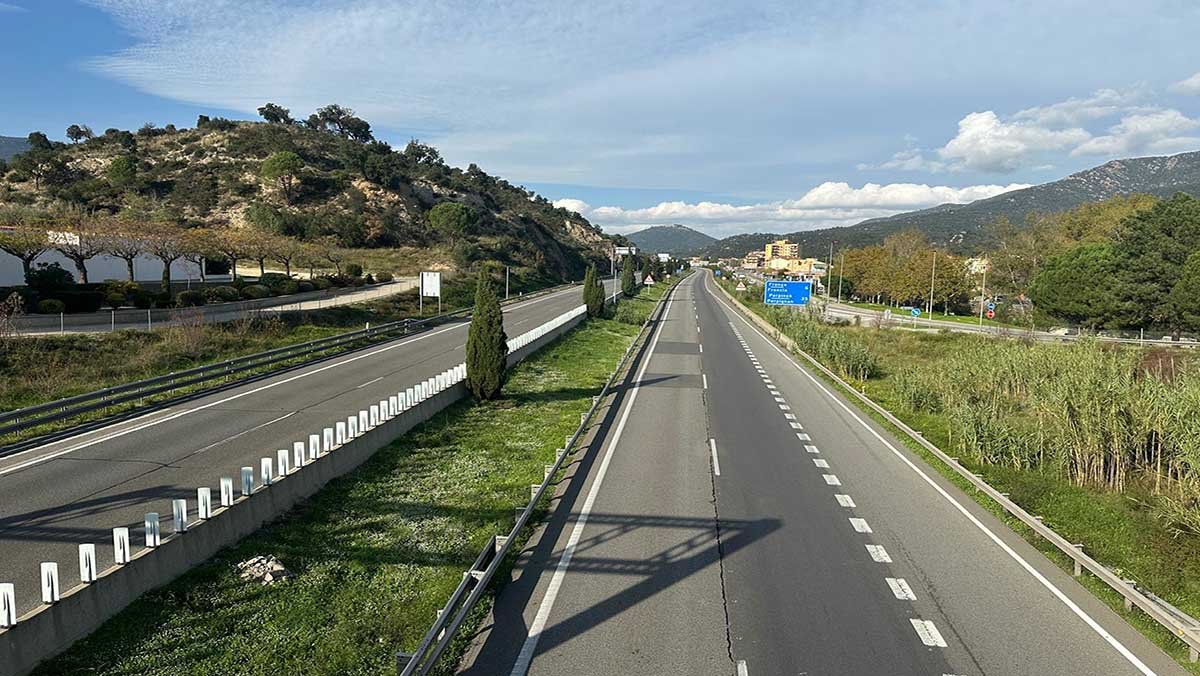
(714, 275), (1200, 664)
(396, 280), (676, 676)
(0, 282), (581, 442)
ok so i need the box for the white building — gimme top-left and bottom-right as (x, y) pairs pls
(0, 250), (204, 286)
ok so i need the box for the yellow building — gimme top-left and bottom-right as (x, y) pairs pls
(764, 239), (800, 261)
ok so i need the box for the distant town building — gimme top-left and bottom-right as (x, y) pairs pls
(655, 252), (672, 262)
(741, 252), (765, 269)
(764, 239), (800, 261)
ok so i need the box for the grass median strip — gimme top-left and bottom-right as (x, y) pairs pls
(32, 288), (664, 676)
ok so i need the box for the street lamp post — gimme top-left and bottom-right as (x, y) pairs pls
(926, 250), (937, 316)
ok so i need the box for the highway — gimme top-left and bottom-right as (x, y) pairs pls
(0, 279), (612, 617)
(463, 270), (1186, 676)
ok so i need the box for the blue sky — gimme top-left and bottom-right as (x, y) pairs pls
(3, 1), (1200, 237)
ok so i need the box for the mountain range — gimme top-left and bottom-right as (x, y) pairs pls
(0, 136), (29, 161)
(698, 150), (1200, 258)
(626, 223), (716, 256)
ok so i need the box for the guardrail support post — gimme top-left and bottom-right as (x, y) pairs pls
(531, 484), (539, 500)
(113, 527), (131, 564)
(1072, 544), (1084, 577)
(0, 583), (15, 627)
(40, 562), (60, 604)
(144, 513), (160, 547)
(396, 653), (414, 675)
(221, 478), (234, 507)
(545, 465), (554, 480)
(494, 535), (509, 554)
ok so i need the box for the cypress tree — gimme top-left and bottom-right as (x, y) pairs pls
(583, 264), (605, 317)
(621, 256), (638, 298)
(466, 268), (508, 400)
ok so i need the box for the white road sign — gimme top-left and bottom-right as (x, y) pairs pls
(420, 271), (442, 297)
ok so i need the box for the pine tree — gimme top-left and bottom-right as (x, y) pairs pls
(621, 256), (638, 298)
(466, 268), (508, 400)
(583, 264), (605, 317)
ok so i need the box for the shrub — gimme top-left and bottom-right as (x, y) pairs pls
(351, 276), (367, 287)
(345, 263), (363, 278)
(153, 292), (173, 308)
(175, 290), (207, 307)
(130, 290), (154, 309)
(311, 277), (333, 290)
(56, 290), (105, 313)
(275, 280), (299, 295)
(583, 264), (604, 318)
(258, 272), (290, 288)
(26, 262), (75, 294)
(204, 285), (241, 303)
(296, 280), (315, 293)
(376, 271), (394, 283)
(36, 298), (66, 314)
(364, 273), (375, 284)
(241, 284), (270, 300)
(105, 292), (125, 310)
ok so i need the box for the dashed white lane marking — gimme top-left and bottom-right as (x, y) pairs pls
(823, 474), (841, 486)
(510, 285), (678, 675)
(707, 285), (1157, 676)
(836, 494), (856, 508)
(910, 619), (948, 648)
(849, 517), (873, 533)
(737, 660), (749, 676)
(804, 444), (819, 454)
(710, 438), (721, 476)
(773, 396), (786, 402)
(802, 435), (816, 445)
(789, 422), (803, 430)
(784, 413), (796, 420)
(699, 344), (703, 353)
(703, 374), (708, 389)
(813, 458), (830, 468)
(356, 376), (384, 388)
(887, 577), (917, 601)
(778, 404), (790, 411)
(866, 544), (893, 563)
(797, 433), (811, 440)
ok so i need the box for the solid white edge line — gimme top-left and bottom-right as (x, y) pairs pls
(706, 275), (1158, 676)
(710, 438), (721, 476)
(510, 281), (679, 676)
(737, 659), (749, 676)
(3, 284), (588, 475)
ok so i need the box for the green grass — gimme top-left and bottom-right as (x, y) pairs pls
(33, 291), (659, 676)
(837, 297), (1030, 330)
(716, 276), (1200, 673)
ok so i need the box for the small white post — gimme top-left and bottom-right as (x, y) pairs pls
(277, 449), (290, 477)
(370, 405), (379, 427)
(198, 487), (213, 519)
(323, 427), (334, 452)
(241, 466), (255, 496)
(389, 395), (398, 416)
(380, 399), (390, 420)
(172, 499), (188, 533)
(309, 434), (320, 461)
(79, 544), (98, 583)
(336, 421), (346, 445)
(358, 410), (369, 432)
(41, 562), (60, 604)
(113, 527), (131, 564)
(0, 583), (15, 627)
(261, 458), (274, 486)
(220, 478), (234, 507)
(406, 387), (414, 408)
(293, 441), (306, 469)
(347, 415), (358, 439)
(145, 513), (161, 547)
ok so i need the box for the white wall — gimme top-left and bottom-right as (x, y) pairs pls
(0, 251), (201, 286)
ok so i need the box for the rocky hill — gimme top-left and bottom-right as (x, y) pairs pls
(700, 150), (1200, 258)
(0, 111), (612, 280)
(626, 223), (715, 256)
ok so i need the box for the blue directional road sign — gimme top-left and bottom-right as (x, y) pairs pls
(987, 302), (996, 311)
(910, 307), (921, 317)
(763, 280), (812, 306)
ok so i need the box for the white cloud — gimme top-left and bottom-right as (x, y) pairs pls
(1012, 88), (1149, 127)
(558, 182), (1030, 238)
(937, 111), (1091, 173)
(870, 148), (948, 173)
(0, 2), (28, 11)
(1071, 109), (1200, 157)
(1170, 72), (1200, 96)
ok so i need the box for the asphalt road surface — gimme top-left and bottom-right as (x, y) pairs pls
(0, 280), (613, 616)
(464, 271), (1186, 676)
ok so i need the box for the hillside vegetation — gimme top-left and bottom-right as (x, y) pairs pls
(627, 223), (716, 255)
(0, 104), (610, 284)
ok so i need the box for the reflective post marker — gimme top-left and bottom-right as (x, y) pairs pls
(113, 527), (131, 565)
(144, 513), (161, 547)
(79, 544), (97, 583)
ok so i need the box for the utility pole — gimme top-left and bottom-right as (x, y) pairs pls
(978, 263), (987, 327)
(927, 250), (937, 316)
(837, 250), (845, 303)
(505, 266), (510, 300)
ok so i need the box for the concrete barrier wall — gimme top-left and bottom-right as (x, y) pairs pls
(0, 305), (587, 676)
